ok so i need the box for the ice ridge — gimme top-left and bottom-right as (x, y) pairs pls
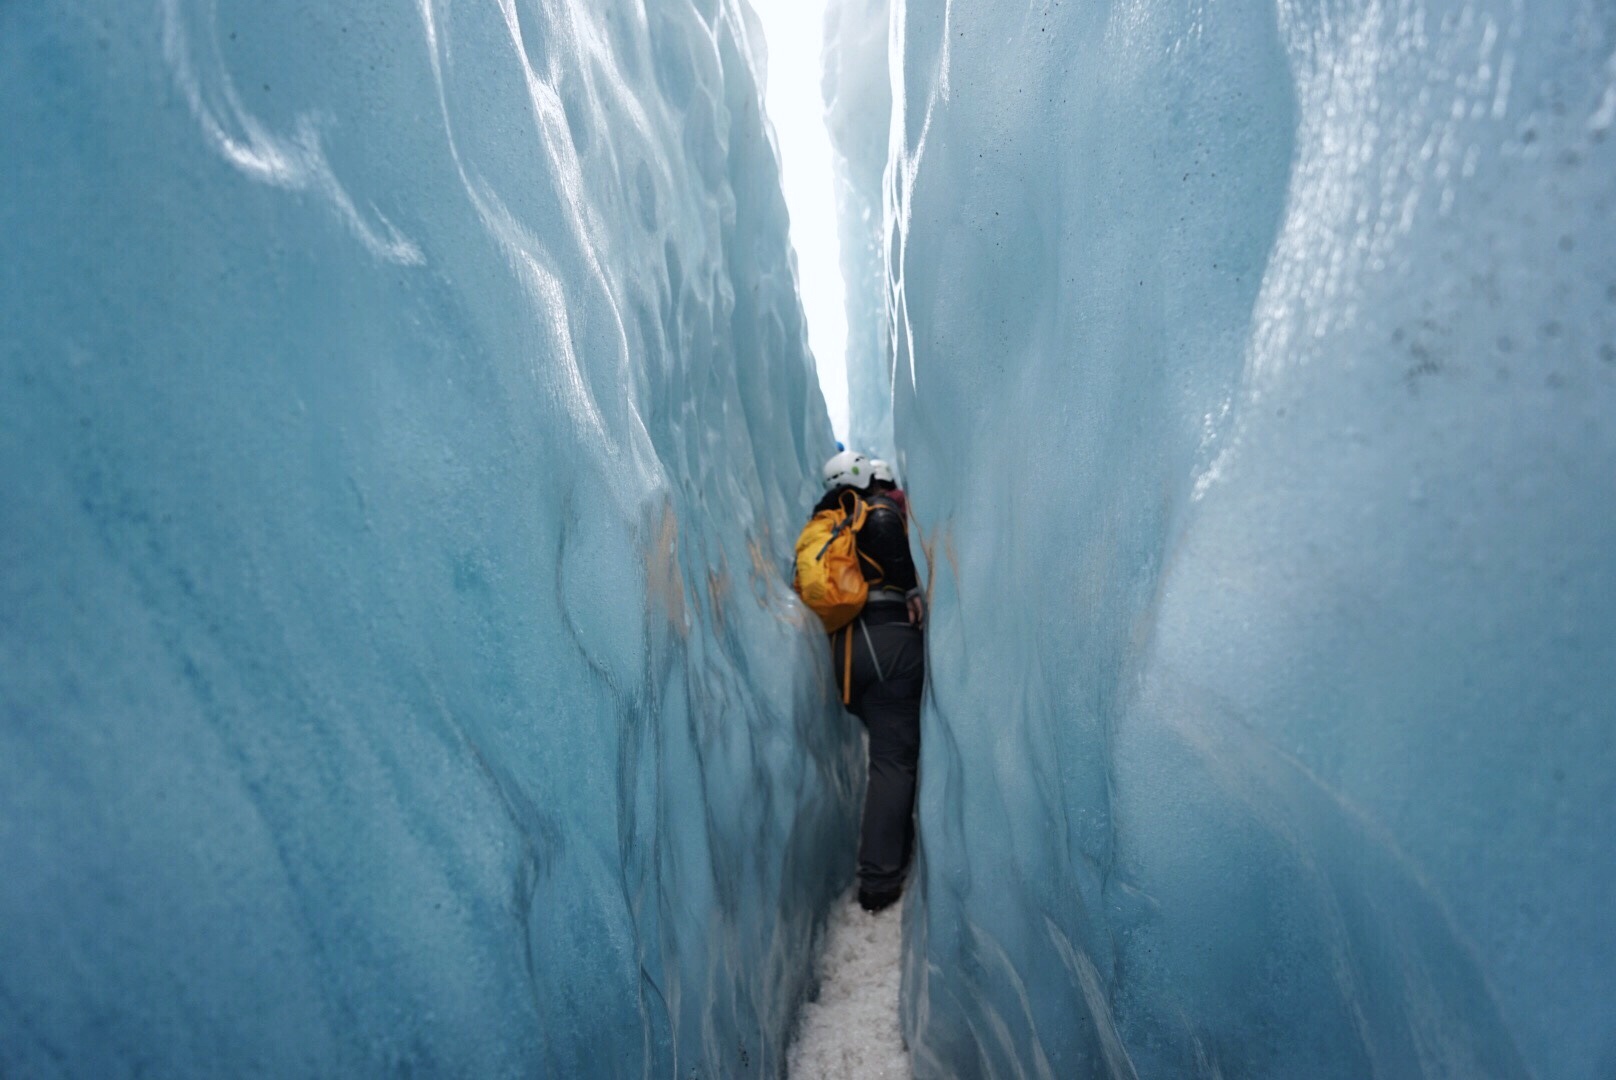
(0, 1), (859, 1075)
(828, 0), (1616, 1076)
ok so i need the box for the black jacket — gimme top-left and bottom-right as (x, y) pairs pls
(812, 487), (918, 595)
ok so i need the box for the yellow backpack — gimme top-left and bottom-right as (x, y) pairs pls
(793, 491), (879, 633)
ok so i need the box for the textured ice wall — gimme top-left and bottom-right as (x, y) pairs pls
(836, 0), (1616, 1076)
(0, 1), (860, 1075)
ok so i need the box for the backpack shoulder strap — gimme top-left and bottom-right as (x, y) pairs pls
(838, 489), (871, 530)
(846, 492), (888, 584)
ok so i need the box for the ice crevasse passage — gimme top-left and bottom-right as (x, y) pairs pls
(1, 1), (864, 1075)
(825, 0), (1615, 1076)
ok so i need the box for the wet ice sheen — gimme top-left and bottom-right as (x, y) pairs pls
(1, 1), (860, 1075)
(829, 0), (1616, 1077)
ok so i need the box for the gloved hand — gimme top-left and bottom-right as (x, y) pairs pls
(906, 588), (926, 628)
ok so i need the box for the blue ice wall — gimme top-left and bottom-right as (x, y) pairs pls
(0, 1), (860, 1075)
(832, 0), (1616, 1076)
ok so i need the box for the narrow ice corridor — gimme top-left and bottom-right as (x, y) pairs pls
(3, 0), (1612, 1076)
(751, 5), (913, 1075)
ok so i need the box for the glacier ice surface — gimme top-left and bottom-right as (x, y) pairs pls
(829, 0), (1616, 1076)
(0, 0), (861, 1075)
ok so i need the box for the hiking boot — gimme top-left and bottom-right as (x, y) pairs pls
(857, 887), (901, 913)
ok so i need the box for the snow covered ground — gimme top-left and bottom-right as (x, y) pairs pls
(788, 893), (910, 1079)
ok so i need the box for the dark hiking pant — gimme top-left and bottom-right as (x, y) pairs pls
(834, 604), (924, 897)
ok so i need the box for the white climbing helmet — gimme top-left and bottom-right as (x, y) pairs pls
(822, 449), (873, 490)
(869, 459), (895, 484)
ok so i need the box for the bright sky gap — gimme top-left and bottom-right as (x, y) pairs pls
(752, 0), (851, 444)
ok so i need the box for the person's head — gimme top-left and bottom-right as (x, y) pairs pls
(822, 449), (873, 491)
(868, 459), (897, 491)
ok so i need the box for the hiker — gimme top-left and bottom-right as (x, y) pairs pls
(868, 458), (908, 517)
(796, 450), (925, 912)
